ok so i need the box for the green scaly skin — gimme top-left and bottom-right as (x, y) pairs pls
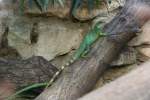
(73, 23), (105, 60)
(7, 23), (106, 100)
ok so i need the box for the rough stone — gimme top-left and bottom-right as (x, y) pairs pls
(8, 17), (84, 60)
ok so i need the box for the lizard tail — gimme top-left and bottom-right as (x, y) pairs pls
(45, 58), (76, 88)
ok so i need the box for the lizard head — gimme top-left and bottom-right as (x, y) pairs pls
(92, 21), (104, 31)
(92, 15), (106, 29)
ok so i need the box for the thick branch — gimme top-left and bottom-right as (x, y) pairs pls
(35, 0), (150, 100)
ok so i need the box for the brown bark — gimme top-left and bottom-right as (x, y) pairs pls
(35, 0), (150, 100)
(0, 56), (58, 88)
(79, 61), (150, 100)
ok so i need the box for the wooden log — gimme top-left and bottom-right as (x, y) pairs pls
(35, 0), (150, 100)
(0, 56), (58, 88)
(79, 61), (150, 100)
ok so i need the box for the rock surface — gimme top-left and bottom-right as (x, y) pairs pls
(129, 20), (150, 60)
(8, 17), (84, 60)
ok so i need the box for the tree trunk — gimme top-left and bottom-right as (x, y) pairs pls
(35, 0), (150, 100)
(0, 56), (58, 88)
(79, 61), (150, 100)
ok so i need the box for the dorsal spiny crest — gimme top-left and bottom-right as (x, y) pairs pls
(70, 59), (74, 63)
(61, 66), (65, 70)
(65, 62), (70, 66)
(55, 71), (60, 76)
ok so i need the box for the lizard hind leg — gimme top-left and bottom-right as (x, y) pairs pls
(99, 32), (107, 37)
(81, 46), (90, 58)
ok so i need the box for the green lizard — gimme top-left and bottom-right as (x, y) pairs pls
(46, 21), (106, 88)
(7, 22), (106, 100)
(74, 22), (105, 60)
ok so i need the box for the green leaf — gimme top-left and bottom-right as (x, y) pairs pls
(87, 0), (94, 12)
(70, 0), (82, 16)
(57, 0), (64, 7)
(7, 83), (47, 100)
(19, 0), (25, 14)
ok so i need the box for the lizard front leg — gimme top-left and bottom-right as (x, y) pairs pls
(81, 45), (90, 58)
